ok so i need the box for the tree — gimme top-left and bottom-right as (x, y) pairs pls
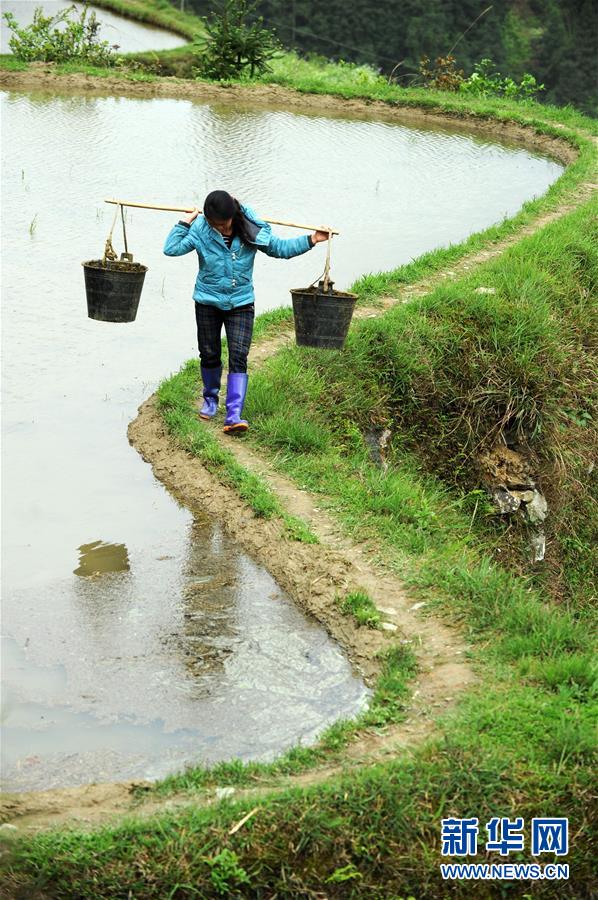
(194, 0), (281, 79)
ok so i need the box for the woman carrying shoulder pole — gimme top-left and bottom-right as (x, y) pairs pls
(164, 190), (330, 434)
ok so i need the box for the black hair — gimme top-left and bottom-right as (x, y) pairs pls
(203, 190), (256, 246)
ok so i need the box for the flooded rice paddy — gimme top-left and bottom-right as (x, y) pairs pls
(1, 1), (187, 55)
(1, 75), (563, 791)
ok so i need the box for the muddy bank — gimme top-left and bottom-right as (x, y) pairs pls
(128, 397), (398, 683)
(0, 64), (578, 166)
(127, 396), (473, 719)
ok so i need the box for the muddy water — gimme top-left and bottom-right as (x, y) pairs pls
(1, 87), (563, 792)
(2, 519), (366, 790)
(1, 2), (187, 54)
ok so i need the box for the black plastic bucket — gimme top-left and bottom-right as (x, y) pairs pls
(291, 280), (357, 349)
(82, 257), (148, 323)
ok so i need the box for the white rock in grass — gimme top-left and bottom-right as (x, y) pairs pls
(474, 286), (497, 295)
(530, 531), (546, 562)
(492, 487), (520, 514)
(526, 491), (548, 524)
(215, 787), (236, 800)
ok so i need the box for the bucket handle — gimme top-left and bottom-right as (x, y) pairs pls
(103, 202), (133, 264)
(308, 228), (333, 293)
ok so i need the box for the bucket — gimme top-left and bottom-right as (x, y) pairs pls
(82, 254), (147, 323)
(291, 279), (357, 349)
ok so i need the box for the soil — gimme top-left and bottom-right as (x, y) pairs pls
(1, 69), (595, 835)
(83, 259), (148, 273)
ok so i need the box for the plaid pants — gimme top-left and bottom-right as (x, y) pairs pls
(194, 302), (255, 373)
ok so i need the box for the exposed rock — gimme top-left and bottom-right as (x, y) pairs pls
(526, 490), (548, 524)
(480, 445), (549, 562)
(511, 489), (535, 503)
(530, 530), (546, 562)
(492, 487), (521, 514)
(365, 427), (392, 471)
(364, 430), (384, 468)
(474, 286), (497, 294)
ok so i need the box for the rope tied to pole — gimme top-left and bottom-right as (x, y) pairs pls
(103, 202), (120, 263)
(103, 202), (130, 264)
(323, 229), (332, 292)
(308, 228), (333, 292)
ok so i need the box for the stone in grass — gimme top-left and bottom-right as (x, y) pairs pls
(492, 487), (521, 514)
(474, 286), (497, 294)
(526, 490), (548, 524)
(215, 787), (236, 801)
(511, 489), (535, 503)
(530, 530), (546, 562)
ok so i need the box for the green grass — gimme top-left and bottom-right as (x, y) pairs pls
(93, 0), (200, 40)
(0, 54), (28, 71)
(156, 358), (318, 544)
(241, 197), (597, 607)
(338, 590), (382, 628)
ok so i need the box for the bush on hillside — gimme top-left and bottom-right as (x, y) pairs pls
(415, 54), (544, 101)
(460, 57), (545, 100)
(3, 3), (116, 66)
(417, 54), (464, 91)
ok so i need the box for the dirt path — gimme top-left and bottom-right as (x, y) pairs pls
(1, 73), (594, 832)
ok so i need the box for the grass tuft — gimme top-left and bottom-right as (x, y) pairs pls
(338, 590), (382, 628)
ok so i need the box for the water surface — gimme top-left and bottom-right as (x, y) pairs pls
(1, 88), (563, 791)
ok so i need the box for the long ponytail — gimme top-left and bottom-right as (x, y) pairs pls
(231, 199), (258, 246)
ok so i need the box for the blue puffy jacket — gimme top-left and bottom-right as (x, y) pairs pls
(163, 203), (313, 310)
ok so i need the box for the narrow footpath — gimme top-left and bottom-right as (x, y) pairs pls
(1, 120), (594, 833)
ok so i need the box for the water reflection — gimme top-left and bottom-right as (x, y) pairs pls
(74, 539), (130, 576)
(2, 516), (370, 791)
(177, 520), (239, 681)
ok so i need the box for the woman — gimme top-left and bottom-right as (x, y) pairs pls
(164, 190), (330, 434)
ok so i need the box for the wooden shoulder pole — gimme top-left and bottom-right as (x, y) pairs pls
(103, 198), (339, 235)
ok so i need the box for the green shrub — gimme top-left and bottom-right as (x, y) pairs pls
(3, 3), (116, 66)
(193, 0), (280, 80)
(460, 57), (544, 100)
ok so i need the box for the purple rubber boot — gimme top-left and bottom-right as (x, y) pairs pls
(199, 366), (222, 420)
(223, 372), (249, 434)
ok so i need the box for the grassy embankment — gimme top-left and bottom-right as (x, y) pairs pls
(1, 2), (597, 897)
